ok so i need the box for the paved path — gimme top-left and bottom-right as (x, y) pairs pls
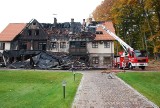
(72, 71), (158, 108)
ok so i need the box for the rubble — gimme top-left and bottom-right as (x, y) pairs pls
(2, 50), (90, 70)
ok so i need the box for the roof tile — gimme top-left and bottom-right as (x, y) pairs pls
(95, 21), (115, 41)
(0, 23), (26, 41)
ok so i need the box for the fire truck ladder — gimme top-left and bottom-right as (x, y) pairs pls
(97, 24), (133, 54)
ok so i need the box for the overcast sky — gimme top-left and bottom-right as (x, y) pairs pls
(0, 0), (103, 32)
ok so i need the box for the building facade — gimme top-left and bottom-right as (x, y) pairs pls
(0, 18), (115, 68)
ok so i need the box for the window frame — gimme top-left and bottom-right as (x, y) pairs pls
(92, 57), (99, 64)
(104, 41), (110, 48)
(38, 42), (46, 50)
(92, 42), (98, 48)
(35, 29), (39, 36)
(60, 42), (66, 48)
(0, 42), (5, 50)
(51, 42), (57, 49)
(103, 57), (110, 65)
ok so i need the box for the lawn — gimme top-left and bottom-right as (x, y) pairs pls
(0, 70), (82, 108)
(117, 72), (160, 106)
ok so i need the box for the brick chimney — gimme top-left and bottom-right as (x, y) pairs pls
(83, 19), (86, 25)
(54, 17), (57, 24)
(82, 19), (86, 30)
(71, 18), (74, 23)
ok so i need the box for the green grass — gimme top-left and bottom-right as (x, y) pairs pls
(0, 70), (82, 108)
(117, 72), (160, 106)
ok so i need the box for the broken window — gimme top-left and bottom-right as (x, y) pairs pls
(33, 22), (36, 25)
(60, 42), (66, 48)
(51, 42), (56, 48)
(0, 42), (5, 50)
(38, 42), (46, 50)
(35, 29), (39, 35)
(104, 41), (110, 48)
(92, 42), (98, 48)
(28, 30), (32, 36)
(92, 57), (99, 64)
(80, 42), (86, 48)
(70, 42), (76, 48)
(21, 42), (27, 50)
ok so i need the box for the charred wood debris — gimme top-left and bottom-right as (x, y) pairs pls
(1, 50), (89, 70)
(0, 21), (100, 70)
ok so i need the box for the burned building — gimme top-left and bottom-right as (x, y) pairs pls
(0, 18), (115, 69)
(18, 19), (48, 51)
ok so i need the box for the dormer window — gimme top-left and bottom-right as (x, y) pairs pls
(96, 31), (103, 34)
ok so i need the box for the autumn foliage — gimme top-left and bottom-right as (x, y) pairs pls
(92, 0), (160, 59)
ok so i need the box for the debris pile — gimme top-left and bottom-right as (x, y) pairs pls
(2, 50), (90, 70)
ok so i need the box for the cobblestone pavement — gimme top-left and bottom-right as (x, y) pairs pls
(72, 71), (158, 108)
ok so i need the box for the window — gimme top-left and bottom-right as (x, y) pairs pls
(104, 41), (110, 48)
(60, 42), (66, 48)
(35, 29), (39, 35)
(51, 42), (56, 48)
(92, 42), (98, 48)
(70, 42), (76, 48)
(38, 42), (46, 50)
(80, 42), (86, 48)
(21, 42), (27, 50)
(28, 30), (32, 36)
(96, 31), (103, 34)
(33, 22), (36, 25)
(0, 42), (5, 50)
(103, 57), (110, 65)
(92, 57), (99, 64)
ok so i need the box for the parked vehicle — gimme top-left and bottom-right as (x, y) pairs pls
(98, 24), (148, 70)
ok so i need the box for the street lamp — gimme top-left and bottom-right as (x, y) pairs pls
(62, 80), (66, 99)
(73, 72), (75, 81)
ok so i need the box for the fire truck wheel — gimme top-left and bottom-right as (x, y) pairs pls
(129, 63), (133, 70)
(140, 66), (145, 70)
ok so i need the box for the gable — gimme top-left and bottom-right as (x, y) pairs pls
(18, 19), (48, 40)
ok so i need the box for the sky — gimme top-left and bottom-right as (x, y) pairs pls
(0, 0), (103, 32)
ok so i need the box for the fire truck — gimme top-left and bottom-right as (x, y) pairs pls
(98, 24), (148, 70)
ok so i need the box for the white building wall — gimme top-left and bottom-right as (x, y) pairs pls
(5, 42), (11, 50)
(0, 42), (10, 53)
(0, 50), (3, 53)
(87, 41), (114, 54)
(50, 40), (69, 53)
(87, 41), (114, 68)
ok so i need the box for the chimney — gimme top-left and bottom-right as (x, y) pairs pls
(82, 19), (86, 30)
(54, 17), (57, 24)
(83, 19), (86, 24)
(89, 18), (92, 23)
(71, 18), (74, 23)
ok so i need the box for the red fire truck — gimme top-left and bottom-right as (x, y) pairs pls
(98, 24), (148, 70)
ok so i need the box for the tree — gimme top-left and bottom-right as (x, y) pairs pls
(92, 0), (160, 59)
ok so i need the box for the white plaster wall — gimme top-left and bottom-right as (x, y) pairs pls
(0, 50), (3, 53)
(5, 42), (11, 50)
(50, 41), (69, 53)
(0, 42), (10, 53)
(87, 41), (114, 54)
